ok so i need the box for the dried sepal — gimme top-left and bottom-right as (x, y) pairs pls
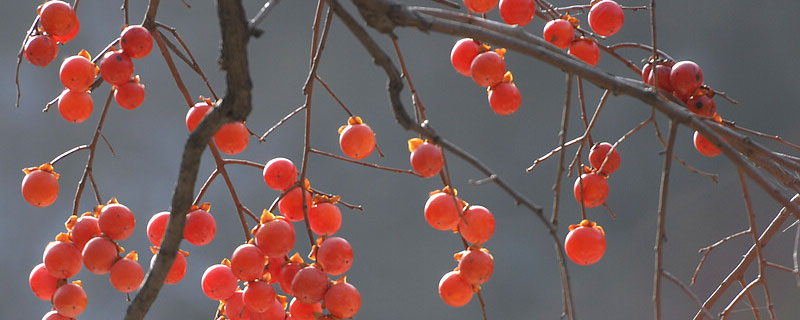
(125, 250), (139, 261)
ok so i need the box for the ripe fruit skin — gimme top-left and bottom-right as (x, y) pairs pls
(693, 131), (721, 157)
(279, 187), (313, 221)
(214, 122), (249, 155)
(151, 251), (187, 284)
(291, 266), (330, 304)
(645, 64), (674, 92)
(450, 39), (480, 76)
(82, 236), (118, 274)
(325, 282), (361, 319)
(458, 205), (496, 244)
(670, 61), (703, 97)
(317, 237), (354, 276)
(52, 283), (87, 318)
(438, 271), (473, 307)
(687, 95), (716, 117)
(120, 25), (153, 59)
(146, 211), (169, 246)
(463, 0), (499, 13)
(470, 51), (506, 87)
(109, 258), (144, 292)
(43, 241), (82, 279)
(543, 19), (574, 49)
(424, 192), (462, 231)
(165, 253), (187, 284)
(58, 90), (93, 123)
(289, 298), (322, 320)
(71, 216), (101, 250)
(573, 173), (609, 208)
(99, 203), (136, 240)
(22, 169), (59, 207)
(202, 264), (238, 301)
(278, 262), (303, 295)
(115, 81), (146, 110)
(565, 221), (606, 265)
(52, 18), (79, 44)
(59, 55), (97, 91)
(499, 0), (535, 26)
(243, 281), (277, 313)
(410, 142), (444, 178)
(39, 1), (78, 36)
(24, 35), (59, 67)
(230, 244), (267, 282)
(184, 208), (216, 246)
(255, 217), (296, 257)
(263, 158), (297, 191)
(29, 263), (58, 300)
(589, 142), (621, 175)
(339, 123), (376, 159)
(458, 249), (494, 285)
(488, 82), (521, 115)
(224, 291), (248, 320)
(186, 102), (213, 132)
(568, 38), (600, 66)
(588, 0), (624, 36)
(99, 51), (134, 85)
(308, 202), (342, 235)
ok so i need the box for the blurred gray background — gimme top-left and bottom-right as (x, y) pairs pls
(4, 0), (800, 319)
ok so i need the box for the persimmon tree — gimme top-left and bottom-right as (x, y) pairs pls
(14, 0), (800, 319)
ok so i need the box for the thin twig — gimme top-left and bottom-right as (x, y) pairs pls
(314, 74), (354, 116)
(661, 270), (716, 320)
(122, 0), (130, 25)
(72, 90), (115, 216)
(156, 23), (219, 100)
(720, 278), (761, 319)
(392, 38), (427, 122)
(551, 73), (572, 228)
(528, 90), (609, 173)
(50, 145), (90, 165)
(309, 148), (418, 175)
(298, 0), (332, 249)
(691, 230), (750, 286)
(193, 169), (220, 206)
(723, 119), (800, 153)
(259, 104), (306, 141)
(16, 16), (39, 108)
(737, 169), (776, 320)
(653, 121), (677, 320)
(248, 0), (282, 36)
(737, 278), (762, 320)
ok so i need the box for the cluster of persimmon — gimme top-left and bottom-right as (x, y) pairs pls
(640, 60), (722, 157)
(23, 0), (154, 123)
(197, 157), (361, 319)
(542, 1), (625, 66)
(573, 142), (620, 210)
(186, 97), (251, 155)
(56, 24), (151, 123)
(423, 186), (496, 307)
(23, 1), (80, 67)
(450, 39), (521, 115)
(563, 143), (620, 266)
(146, 203), (219, 286)
(29, 199), (144, 319)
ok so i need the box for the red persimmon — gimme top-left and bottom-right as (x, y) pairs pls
(573, 173), (609, 208)
(565, 219), (606, 265)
